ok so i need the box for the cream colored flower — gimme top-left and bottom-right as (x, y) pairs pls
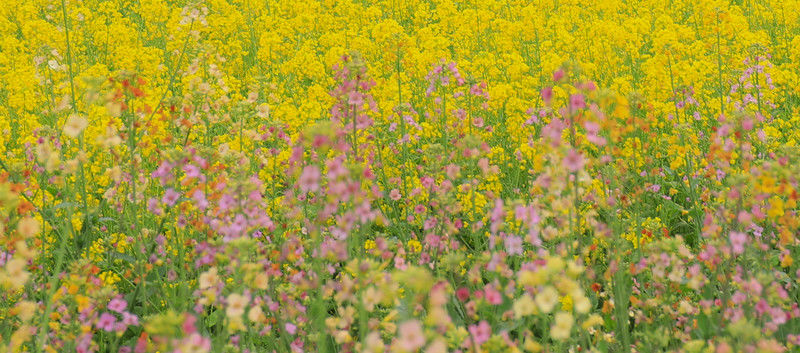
(198, 268), (219, 290)
(226, 293), (249, 318)
(1, 258), (30, 290)
(14, 301), (37, 322)
(63, 114), (88, 138)
(256, 103), (270, 119)
(362, 286), (381, 312)
(582, 314), (604, 330)
(16, 217), (40, 238)
(425, 338), (447, 353)
(363, 332), (384, 353)
(513, 294), (537, 318)
(247, 305), (265, 323)
(574, 294), (591, 314)
(535, 286), (558, 313)
(550, 311), (574, 340)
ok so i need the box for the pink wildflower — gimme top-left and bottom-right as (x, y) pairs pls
(456, 287), (470, 302)
(107, 298), (127, 313)
(504, 235), (523, 255)
(285, 322), (297, 335)
(162, 188), (180, 206)
(298, 165), (321, 193)
(563, 148), (586, 172)
(484, 285), (503, 305)
(553, 69), (566, 82)
(541, 87), (554, 105)
(397, 320), (426, 351)
(729, 231), (747, 255)
(147, 197), (162, 215)
(469, 320), (491, 346)
(569, 94), (585, 111)
(490, 199), (504, 234)
(122, 312), (139, 326)
(97, 312), (117, 332)
(348, 91), (363, 106)
(192, 190), (208, 210)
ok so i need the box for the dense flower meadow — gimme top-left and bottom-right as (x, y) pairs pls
(1, 0), (800, 352)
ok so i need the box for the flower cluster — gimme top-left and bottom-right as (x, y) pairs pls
(0, 0), (799, 352)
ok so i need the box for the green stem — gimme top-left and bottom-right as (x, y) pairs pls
(715, 12), (725, 117)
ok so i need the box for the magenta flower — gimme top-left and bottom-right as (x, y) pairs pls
(542, 118), (565, 146)
(298, 165), (321, 194)
(456, 287), (470, 302)
(541, 87), (554, 105)
(162, 188), (180, 206)
(348, 91), (363, 106)
(218, 194), (235, 212)
(182, 333), (211, 352)
(770, 307), (788, 325)
(729, 231), (747, 255)
(569, 94), (586, 111)
(504, 235), (523, 255)
(97, 312), (117, 332)
(107, 298), (127, 313)
(151, 161), (173, 180)
(192, 190), (208, 211)
(490, 199), (504, 234)
(76, 334), (92, 353)
(117, 312), (135, 327)
(147, 197), (162, 216)
(184, 164), (203, 180)
(553, 69), (565, 82)
(563, 148), (586, 172)
(484, 285), (503, 305)
(469, 320), (491, 346)
(755, 299), (770, 315)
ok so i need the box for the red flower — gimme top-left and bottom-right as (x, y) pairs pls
(456, 287), (470, 302)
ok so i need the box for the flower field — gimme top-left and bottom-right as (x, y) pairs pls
(1, 0), (800, 352)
